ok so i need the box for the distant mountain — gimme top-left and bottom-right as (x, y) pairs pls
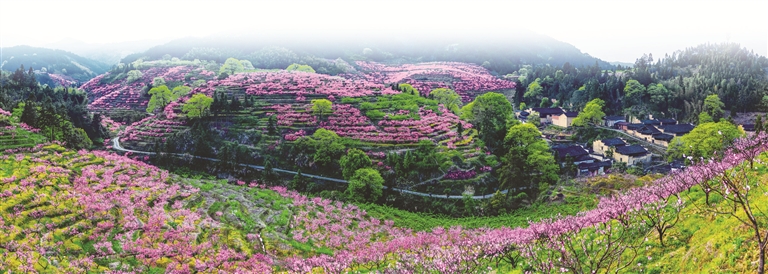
(45, 38), (169, 65)
(0, 45), (110, 83)
(120, 30), (613, 75)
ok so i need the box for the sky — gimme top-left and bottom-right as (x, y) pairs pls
(1, 0), (766, 62)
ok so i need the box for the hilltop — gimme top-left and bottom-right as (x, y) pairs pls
(1, 45), (111, 86)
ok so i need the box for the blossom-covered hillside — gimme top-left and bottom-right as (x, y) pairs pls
(3, 129), (768, 272)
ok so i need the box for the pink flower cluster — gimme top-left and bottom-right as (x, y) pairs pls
(284, 129), (306, 141)
(18, 123), (40, 133)
(1, 143), (280, 272)
(350, 61), (517, 102)
(0, 108), (11, 117)
(192, 71), (386, 98)
(281, 134), (768, 272)
(366, 151), (386, 159)
(318, 105), (460, 144)
(164, 101), (180, 119)
(47, 73), (77, 87)
(120, 116), (185, 143)
(100, 116), (122, 133)
(269, 104), (317, 127)
(82, 66), (197, 111)
(444, 168), (478, 180)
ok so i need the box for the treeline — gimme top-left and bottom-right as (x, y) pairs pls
(516, 43), (768, 122)
(118, 31), (612, 76)
(0, 65), (108, 149)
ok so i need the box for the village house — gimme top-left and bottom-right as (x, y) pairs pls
(635, 125), (661, 142)
(657, 118), (677, 126)
(577, 161), (612, 176)
(527, 107), (564, 124)
(552, 144), (593, 167)
(552, 111), (579, 128)
(653, 133), (674, 146)
(659, 124), (695, 136)
(592, 137), (627, 156)
(641, 119), (661, 126)
(613, 145), (652, 166)
(516, 110), (530, 121)
(604, 116), (626, 128)
(552, 144), (611, 176)
(623, 123), (645, 135)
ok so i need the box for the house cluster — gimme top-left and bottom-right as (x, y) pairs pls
(592, 138), (651, 166)
(521, 107), (580, 128)
(604, 116), (694, 147)
(552, 137), (654, 176)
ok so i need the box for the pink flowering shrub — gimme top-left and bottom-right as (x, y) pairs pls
(193, 71), (385, 98)
(444, 168), (477, 180)
(0, 143), (273, 272)
(349, 61), (517, 102)
(284, 129), (306, 141)
(81, 66), (199, 111)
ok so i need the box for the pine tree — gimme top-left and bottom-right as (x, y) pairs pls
(267, 115), (277, 135)
(756, 115), (763, 135)
(764, 114), (768, 132)
(230, 96), (241, 111)
(291, 169), (307, 192)
(262, 159), (274, 183)
(20, 99), (38, 127)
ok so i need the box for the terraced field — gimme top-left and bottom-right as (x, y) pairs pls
(100, 61), (515, 195)
(0, 125), (47, 151)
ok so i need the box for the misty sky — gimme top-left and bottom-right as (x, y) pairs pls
(1, 0), (766, 63)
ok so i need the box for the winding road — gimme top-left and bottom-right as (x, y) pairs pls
(112, 138), (510, 199)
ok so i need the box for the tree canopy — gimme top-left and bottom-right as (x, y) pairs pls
(429, 88), (462, 114)
(339, 148), (372, 180)
(461, 92), (515, 155)
(172, 86), (191, 98)
(572, 98), (606, 126)
(146, 85), (174, 113)
(219, 58), (245, 75)
(346, 168), (384, 203)
(623, 79), (646, 107)
(182, 93), (213, 119)
(311, 99), (333, 117)
(666, 120), (744, 162)
(523, 78), (543, 100)
(286, 63), (316, 73)
(398, 83), (419, 96)
(703, 94), (725, 122)
(499, 123), (558, 194)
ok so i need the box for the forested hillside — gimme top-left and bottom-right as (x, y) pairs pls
(515, 43), (768, 122)
(0, 46), (111, 84)
(0, 66), (109, 150)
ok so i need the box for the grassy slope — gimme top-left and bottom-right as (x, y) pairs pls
(639, 155), (768, 273)
(361, 193), (598, 232)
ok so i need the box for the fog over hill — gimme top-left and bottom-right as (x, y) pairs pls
(120, 29), (613, 75)
(43, 38), (172, 65)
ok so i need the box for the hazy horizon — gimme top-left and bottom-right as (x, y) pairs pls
(1, 0), (766, 63)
